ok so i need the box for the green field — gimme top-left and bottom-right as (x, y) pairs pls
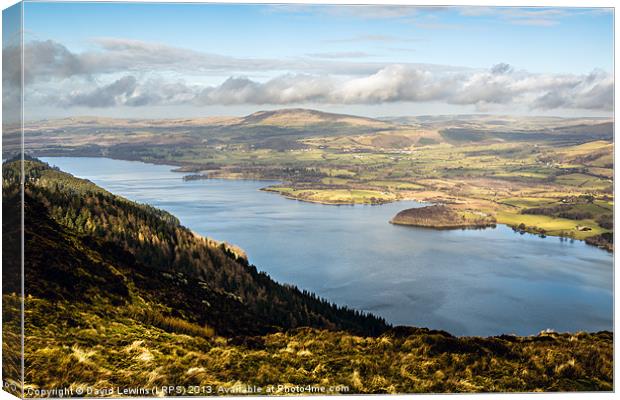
(264, 187), (397, 205)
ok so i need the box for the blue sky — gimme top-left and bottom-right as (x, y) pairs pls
(9, 2), (615, 119)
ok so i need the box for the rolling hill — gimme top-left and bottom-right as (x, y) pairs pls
(237, 108), (394, 129)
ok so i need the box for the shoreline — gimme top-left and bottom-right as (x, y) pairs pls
(22, 156), (613, 337)
(390, 220), (497, 230)
(261, 184), (611, 252)
(40, 155), (613, 253)
(268, 187), (612, 252)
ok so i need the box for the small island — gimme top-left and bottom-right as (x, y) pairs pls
(391, 204), (497, 230)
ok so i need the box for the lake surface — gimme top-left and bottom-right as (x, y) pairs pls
(42, 157), (614, 336)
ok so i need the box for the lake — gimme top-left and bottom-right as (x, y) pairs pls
(42, 157), (613, 336)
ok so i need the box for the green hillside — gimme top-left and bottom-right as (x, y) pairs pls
(4, 158), (387, 337)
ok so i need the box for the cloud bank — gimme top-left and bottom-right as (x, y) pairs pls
(5, 38), (614, 114)
(49, 64), (612, 112)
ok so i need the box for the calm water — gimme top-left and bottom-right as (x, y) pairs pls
(42, 157), (614, 336)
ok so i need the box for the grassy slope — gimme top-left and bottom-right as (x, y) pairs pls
(4, 295), (612, 395)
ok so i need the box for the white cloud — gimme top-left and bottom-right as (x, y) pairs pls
(12, 38), (418, 84)
(39, 63), (612, 113)
(6, 36), (610, 114)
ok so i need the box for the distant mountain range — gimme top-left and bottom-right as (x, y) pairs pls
(3, 108), (612, 160)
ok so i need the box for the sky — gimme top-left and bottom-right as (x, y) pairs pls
(3, 2), (615, 120)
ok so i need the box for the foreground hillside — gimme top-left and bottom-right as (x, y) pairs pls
(2, 159), (613, 395)
(3, 158), (386, 337)
(4, 293), (612, 395)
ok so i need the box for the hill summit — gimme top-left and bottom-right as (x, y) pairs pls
(238, 108), (393, 128)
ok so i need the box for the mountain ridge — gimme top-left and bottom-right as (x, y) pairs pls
(18, 108), (394, 130)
